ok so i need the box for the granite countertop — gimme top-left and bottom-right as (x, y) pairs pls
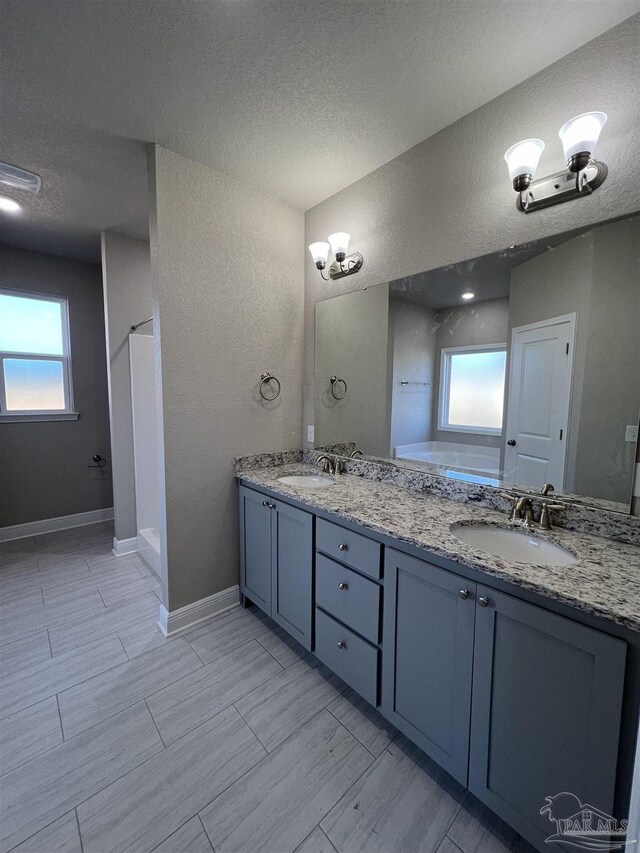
(237, 463), (640, 633)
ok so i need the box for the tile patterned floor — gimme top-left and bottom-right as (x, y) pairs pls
(0, 523), (535, 852)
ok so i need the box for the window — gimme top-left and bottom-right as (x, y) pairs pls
(439, 344), (506, 435)
(0, 290), (77, 421)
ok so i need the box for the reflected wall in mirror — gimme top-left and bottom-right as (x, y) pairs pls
(315, 213), (640, 513)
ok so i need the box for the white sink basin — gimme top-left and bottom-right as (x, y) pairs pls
(277, 474), (334, 488)
(450, 523), (577, 567)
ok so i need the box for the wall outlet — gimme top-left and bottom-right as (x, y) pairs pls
(307, 425), (315, 443)
(625, 424), (639, 443)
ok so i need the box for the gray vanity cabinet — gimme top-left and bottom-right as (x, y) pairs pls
(381, 548), (476, 785)
(469, 585), (627, 850)
(238, 485), (313, 650)
(238, 485), (273, 613)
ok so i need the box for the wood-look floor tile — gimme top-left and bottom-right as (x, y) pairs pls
(77, 705), (265, 853)
(49, 593), (159, 655)
(1, 635), (127, 719)
(0, 629), (51, 676)
(1, 562), (91, 597)
(41, 562), (141, 605)
(295, 825), (338, 853)
(0, 591), (106, 646)
(320, 735), (464, 853)
(0, 586), (44, 616)
(98, 573), (161, 607)
(436, 839), (464, 853)
(9, 812), (83, 853)
(147, 640), (282, 744)
(447, 793), (531, 853)
(0, 696), (63, 775)
(200, 709), (373, 853)
(153, 816), (213, 853)
(235, 656), (344, 752)
(117, 617), (172, 658)
(58, 638), (202, 738)
(1, 702), (163, 852)
(254, 616), (309, 667)
(327, 687), (398, 756)
(185, 606), (271, 663)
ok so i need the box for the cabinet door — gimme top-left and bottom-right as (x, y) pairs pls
(382, 549), (476, 785)
(271, 501), (313, 650)
(238, 486), (272, 615)
(469, 586), (627, 852)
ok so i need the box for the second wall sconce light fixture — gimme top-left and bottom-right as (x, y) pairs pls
(504, 111), (608, 213)
(308, 232), (363, 280)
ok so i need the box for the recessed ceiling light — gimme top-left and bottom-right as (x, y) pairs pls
(0, 195), (22, 214)
(462, 291), (475, 300)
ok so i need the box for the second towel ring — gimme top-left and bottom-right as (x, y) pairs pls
(330, 375), (348, 400)
(260, 372), (281, 401)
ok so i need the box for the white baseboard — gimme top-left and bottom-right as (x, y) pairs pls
(158, 585), (240, 638)
(0, 507), (114, 543)
(112, 536), (139, 557)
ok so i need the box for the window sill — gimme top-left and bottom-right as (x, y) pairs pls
(0, 412), (80, 423)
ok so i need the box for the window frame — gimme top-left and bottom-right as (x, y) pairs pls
(438, 342), (507, 436)
(0, 288), (78, 422)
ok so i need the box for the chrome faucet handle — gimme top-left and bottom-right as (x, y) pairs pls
(539, 501), (566, 530)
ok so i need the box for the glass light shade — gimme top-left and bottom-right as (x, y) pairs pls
(503, 139), (545, 181)
(328, 232), (351, 257)
(308, 242), (330, 266)
(558, 111), (607, 160)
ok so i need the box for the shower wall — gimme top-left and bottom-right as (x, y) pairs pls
(130, 333), (160, 550)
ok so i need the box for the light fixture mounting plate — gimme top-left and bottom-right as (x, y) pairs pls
(329, 251), (364, 280)
(516, 160), (607, 213)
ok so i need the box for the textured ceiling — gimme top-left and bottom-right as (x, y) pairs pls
(1, 1), (639, 261)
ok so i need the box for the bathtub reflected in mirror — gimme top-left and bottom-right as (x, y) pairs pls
(314, 213), (640, 513)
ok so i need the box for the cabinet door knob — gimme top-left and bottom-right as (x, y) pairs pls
(478, 596), (490, 607)
(338, 543), (349, 552)
(507, 439), (516, 447)
(338, 582), (348, 590)
(337, 641), (346, 649)
(458, 589), (469, 600)
(262, 500), (269, 507)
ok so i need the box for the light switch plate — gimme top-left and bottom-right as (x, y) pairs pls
(307, 425), (315, 443)
(625, 425), (639, 443)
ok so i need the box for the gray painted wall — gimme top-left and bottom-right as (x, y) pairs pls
(388, 298), (436, 454)
(315, 285), (390, 457)
(303, 16), (640, 446)
(432, 298), (509, 449)
(148, 145), (304, 611)
(101, 232), (153, 542)
(0, 244), (112, 526)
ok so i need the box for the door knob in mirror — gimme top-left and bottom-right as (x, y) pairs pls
(507, 440), (516, 446)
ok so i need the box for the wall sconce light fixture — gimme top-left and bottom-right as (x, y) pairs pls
(504, 112), (608, 213)
(308, 232), (363, 280)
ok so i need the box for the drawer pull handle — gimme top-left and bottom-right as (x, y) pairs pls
(458, 589), (469, 600)
(338, 582), (348, 590)
(478, 596), (490, 608)
(337, 641), (347, 649)
(338, 543), (349, 552)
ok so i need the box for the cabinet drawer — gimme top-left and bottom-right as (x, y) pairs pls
(315, 608), (378, 705)
(316, 518), (381, 579)
(316, 554), (380, 644)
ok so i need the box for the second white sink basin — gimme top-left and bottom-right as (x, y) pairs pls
(277, 475), (334, 488)
(451, 523), (577, 567)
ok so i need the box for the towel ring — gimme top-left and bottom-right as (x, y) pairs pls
(330, 375), (347, 400)
(260, 372), (281, 401)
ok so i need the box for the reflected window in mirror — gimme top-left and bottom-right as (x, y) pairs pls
(439, 345), (506, 436)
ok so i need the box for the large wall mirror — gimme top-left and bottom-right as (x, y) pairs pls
(315, 213), (640, 513)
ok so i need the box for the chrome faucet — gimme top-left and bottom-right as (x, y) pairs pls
(349, 449), (364, 458)
(316, 454), (341, 475)
(512, 496), (536, 528)
(503, 491), (566, 530)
